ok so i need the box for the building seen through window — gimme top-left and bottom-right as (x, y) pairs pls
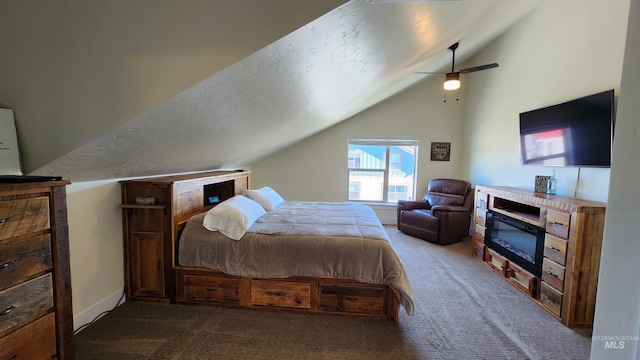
(347, 139), (417, 203)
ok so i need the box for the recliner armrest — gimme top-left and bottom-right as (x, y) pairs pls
(398, 200), (431, 211)
(431, 205), (471, 214)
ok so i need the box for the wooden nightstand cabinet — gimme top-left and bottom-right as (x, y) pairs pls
(120, 171), (250, 303)
(122, 205), (169, 300)
(0, 180), (74, 360)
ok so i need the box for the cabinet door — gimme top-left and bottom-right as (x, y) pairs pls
(130, 232), (165, 298)
(125, 207), (166, 299)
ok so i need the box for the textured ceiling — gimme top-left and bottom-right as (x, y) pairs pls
(33, 0), (539, 181)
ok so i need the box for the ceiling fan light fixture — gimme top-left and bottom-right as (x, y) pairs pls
(443, 72), (460, 90)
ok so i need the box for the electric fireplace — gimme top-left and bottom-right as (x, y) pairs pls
(485, 211), (545, 277)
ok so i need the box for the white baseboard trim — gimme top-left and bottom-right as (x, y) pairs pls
(73, 288), (126, 333)
(379, 216), (396, 226)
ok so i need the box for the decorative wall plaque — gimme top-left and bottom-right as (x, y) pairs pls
(535, 175), (550, 193)
(430, 142), (451, 161)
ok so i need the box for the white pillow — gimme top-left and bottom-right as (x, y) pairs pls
(202, 195), (266, 240)
(246, 186), (284, 211)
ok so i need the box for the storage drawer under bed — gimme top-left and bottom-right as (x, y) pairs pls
(319, 283), (386, 315)
(178, 273), (241, 304)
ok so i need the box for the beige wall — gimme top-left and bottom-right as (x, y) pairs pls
(67, 180), (125, 329)
(462, 0), (628, 202)
(250, 74), (467, 203)
(592, 0), (640, 358)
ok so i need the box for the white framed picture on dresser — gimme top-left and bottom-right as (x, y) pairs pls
(0, 108), (22, 175)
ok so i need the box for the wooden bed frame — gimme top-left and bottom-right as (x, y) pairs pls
(120, 171), (401, 322)
(176, 268), (400, 321)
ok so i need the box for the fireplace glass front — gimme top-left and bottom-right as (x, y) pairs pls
(485, 211), (545, 277)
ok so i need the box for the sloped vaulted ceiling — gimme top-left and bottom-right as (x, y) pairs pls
(9, 0), (539, 181)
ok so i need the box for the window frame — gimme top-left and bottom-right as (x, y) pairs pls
(347, 138), (418, 204)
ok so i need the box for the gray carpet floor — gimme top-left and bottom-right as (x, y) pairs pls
(74, 227), (592, 359)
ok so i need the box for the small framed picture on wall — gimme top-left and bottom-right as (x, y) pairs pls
(431, 142), (451, 161)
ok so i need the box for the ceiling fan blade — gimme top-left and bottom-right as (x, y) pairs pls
(414, 71), (446, 75)
(459, 63), (499, 74)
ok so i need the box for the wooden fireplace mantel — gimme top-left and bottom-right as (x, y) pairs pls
(472, 185), (606, 327)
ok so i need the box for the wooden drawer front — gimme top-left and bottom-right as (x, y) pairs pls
(181, 275), (240, 304)
(475, 208), (487, 227)
(473, 224), (486, 243)
(507, 262), (537, 297)
(542, 258), (566, 292)
(0, 273), (53, 335)
(319, 284), (385, 315)
(251, 280), (311, 309)
(0, 235), (52, 291)
(485, 248), (507, 276)
(475, 191), (488, 210)
(546, 210), (570, 239)
(0, 197), (50, 242)
(543, 234), (568, 266)
(540, 281), (563, 317)
(0, 312), (56, 360)
(472, 241), (484, 260)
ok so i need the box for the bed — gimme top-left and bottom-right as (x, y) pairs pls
(175, 189), (415, 321)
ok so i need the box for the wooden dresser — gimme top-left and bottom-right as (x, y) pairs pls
(120, 171), (250, 303)
(0, 180), (74, 359)
(472, 185), (606, 327)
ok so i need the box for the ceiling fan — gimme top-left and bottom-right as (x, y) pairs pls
(415, 42), (499, 91)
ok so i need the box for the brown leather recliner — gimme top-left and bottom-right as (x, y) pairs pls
(397, 178), (474, 245)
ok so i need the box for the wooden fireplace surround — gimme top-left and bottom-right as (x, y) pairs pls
(472, 185), (606, 327)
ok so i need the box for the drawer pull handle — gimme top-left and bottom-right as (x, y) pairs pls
(1, 305), (16, 316)
(547, 246), (559, 251)
(0, 217), (10, 224)
(156, 260), (162, 271)
(268, 291), (286, 297)
(547, 270), (559, 278)
(0, 260), (15, 270)
(551, 221), (565, 226)
(205, 288), (217, 292)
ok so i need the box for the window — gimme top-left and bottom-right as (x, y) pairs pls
(347, 139), (418, 203)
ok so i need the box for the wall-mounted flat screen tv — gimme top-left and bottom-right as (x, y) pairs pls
(519, 89), (614, 167)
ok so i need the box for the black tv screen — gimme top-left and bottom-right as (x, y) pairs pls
(519, 89), (614, 167)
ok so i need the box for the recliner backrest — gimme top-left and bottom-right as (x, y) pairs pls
(423, 178), (471, 207)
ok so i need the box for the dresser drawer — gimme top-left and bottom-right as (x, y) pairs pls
(542, 258), (565, 292)
(540, 281), (563, 317)
(179, 274), (240, 304)
(319, 283), (385, 315)
(0, 235), (52, 291)
(473, 224), (486, 243)
(543, 233), (568, 266)
(485, 248), (507, 276)
(0, 273), (53, 335)
(0, 312), (56, 360)
(506, 262), (537, 297)
(546, 210), (570, 239)
(475, 208), (487, 227)
(251, 279), (311, 309)
(475, 191), (488, 210)
(0, 197), (50, 242)
(472, 240), (485, 260)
